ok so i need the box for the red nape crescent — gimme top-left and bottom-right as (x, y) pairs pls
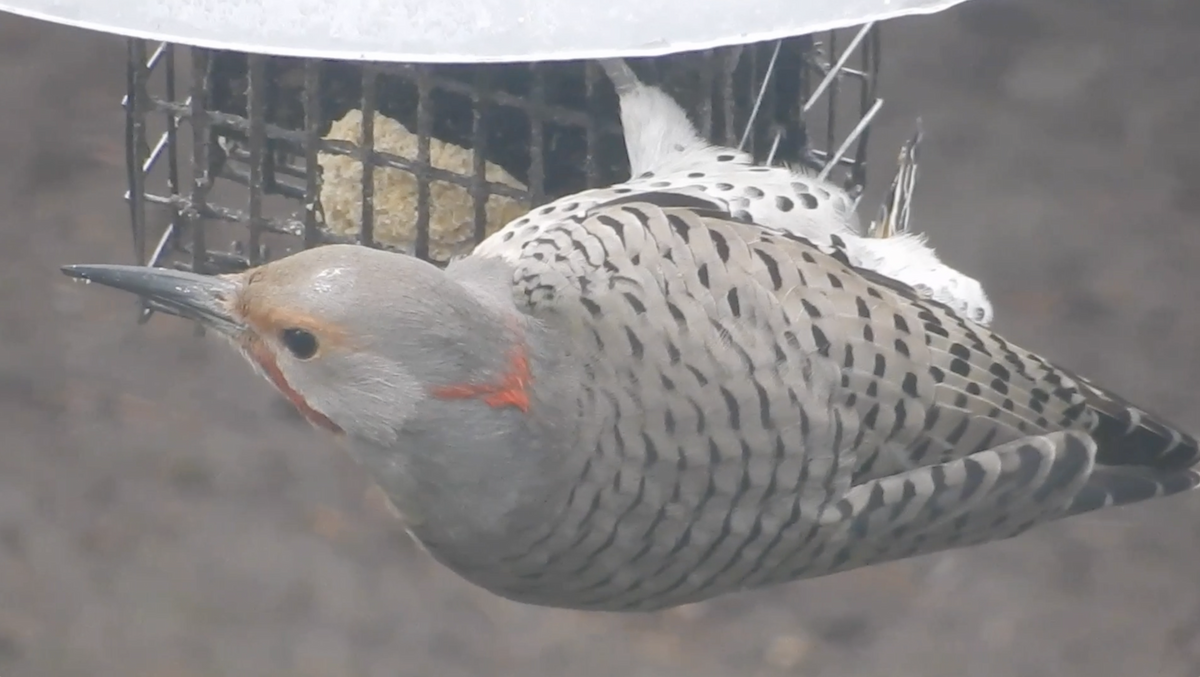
(430, 346), (532, 413)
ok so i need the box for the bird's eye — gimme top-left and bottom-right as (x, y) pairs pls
(280, 328), (319, 360)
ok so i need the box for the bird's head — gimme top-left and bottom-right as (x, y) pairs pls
(62, 245), (530, 447)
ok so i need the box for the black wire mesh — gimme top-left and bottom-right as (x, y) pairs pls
(123, 27), (883, 321)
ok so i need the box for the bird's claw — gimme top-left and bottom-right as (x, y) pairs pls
(869, 119), (924, 240)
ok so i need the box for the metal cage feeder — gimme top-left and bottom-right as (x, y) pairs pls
(1, 0), (980, 323)
(122, 29), (881, 322)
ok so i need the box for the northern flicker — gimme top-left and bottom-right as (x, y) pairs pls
(63, 187), (1199, 611)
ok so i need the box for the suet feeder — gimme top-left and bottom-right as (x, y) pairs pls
(2, 0), (976, 322)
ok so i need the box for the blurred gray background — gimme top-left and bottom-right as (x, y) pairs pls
(7, 0), (1200, 674)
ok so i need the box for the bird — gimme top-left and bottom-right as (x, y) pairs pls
(63, 186), (1200, 612)
(593, 58), (994, 326)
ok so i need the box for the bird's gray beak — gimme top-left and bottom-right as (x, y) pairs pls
(61, 264), (244, 335)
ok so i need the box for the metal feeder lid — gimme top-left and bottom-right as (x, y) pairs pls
(0, 0), (974, 63)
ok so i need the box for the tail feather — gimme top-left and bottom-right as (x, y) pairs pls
(1068, 465), (1200, 517)
(1011, 341), (1200, 471)
(1073, 374), (1200, 471)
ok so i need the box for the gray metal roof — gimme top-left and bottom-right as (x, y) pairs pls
(0, 0), (974, 63)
